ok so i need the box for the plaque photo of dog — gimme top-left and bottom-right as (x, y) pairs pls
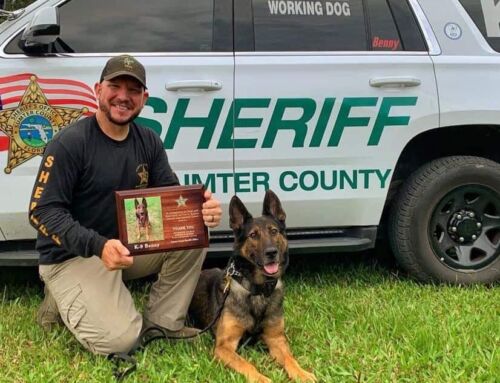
(124, 196), (164, 244)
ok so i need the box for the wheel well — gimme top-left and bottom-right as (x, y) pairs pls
(378, 124), (500, 238)
(395, 124), (499, 179)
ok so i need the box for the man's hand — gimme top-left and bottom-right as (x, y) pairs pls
(202, 189), (222, 228)
(101, 239), (133, 270)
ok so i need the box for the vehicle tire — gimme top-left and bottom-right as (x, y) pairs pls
(389, 156), (500, 284)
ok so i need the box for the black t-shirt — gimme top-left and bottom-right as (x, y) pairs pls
(29, 115), (178, 265)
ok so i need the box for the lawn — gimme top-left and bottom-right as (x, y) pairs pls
(0, 252), (498, 383)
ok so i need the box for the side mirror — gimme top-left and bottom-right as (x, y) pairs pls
(19, 7), (60, 51)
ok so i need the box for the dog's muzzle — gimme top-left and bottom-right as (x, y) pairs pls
(262, 247), (280, 275)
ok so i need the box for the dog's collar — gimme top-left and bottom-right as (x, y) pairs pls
(226, 257), (279, 297)
(225, 259), (243, 279)
(249, 278), (278, 297)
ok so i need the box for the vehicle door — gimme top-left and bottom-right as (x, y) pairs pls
(0, 0), (234, 240)
(233, 0), (439, 229)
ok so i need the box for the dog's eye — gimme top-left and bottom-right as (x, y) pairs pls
(249, 231), (257, 239)
(270, 228), (278, 236)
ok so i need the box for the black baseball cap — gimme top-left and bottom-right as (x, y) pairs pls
(99, 54), (147, 88)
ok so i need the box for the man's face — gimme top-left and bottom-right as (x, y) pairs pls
(94, 76), (148, 126)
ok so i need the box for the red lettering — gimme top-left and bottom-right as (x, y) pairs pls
(372, 36), (400, 51)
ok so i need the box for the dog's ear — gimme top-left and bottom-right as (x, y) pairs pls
(135, 198), (139, 208)
(229, 195), (252, 232)
(262, 189), (286, 225)
(142, 197), (147, 207)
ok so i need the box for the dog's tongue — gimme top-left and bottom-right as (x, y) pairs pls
(264, 262), (279, 275)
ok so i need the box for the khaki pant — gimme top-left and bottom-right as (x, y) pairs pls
(39, 248), (206, 355)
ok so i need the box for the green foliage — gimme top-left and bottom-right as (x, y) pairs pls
(0, 0), (35, 23)
(1, 254), (498, 382)
(3, 0), (36, 11)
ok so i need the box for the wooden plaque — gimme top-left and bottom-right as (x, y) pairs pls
(115, 184), (208, 255)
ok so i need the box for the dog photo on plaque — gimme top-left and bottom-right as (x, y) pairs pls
(123, 196), (164, 244)
(115, 184), (209, 255)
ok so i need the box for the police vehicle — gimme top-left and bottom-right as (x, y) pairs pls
(0, 0), (499, 284)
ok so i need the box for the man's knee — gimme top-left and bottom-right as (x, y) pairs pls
(91, 318), (142, 355)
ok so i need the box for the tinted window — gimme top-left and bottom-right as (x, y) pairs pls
(6, 0), (214, 53)
(252, 0), (367, 51)
(367, 0), (402, 51)
(388, 0), (426, 51)
(459, 0), (500, 53)
(250, 0), (424, 52)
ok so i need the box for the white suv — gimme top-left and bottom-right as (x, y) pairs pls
(0, 0), (499, 284)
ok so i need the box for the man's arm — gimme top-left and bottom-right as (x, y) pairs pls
(28, 140), (108, 258)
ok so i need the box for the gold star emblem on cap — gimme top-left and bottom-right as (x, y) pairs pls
(176, 195), (188, 207)
(0, 76), (87, 174)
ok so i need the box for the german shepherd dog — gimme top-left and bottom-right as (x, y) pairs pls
(134, 197), (151, 241)
(189, 190), (316, 383)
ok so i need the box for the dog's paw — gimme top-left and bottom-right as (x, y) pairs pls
(288, 368), (317, 382)
(249, 374), (271, 383)
(297, 370), (317, 382)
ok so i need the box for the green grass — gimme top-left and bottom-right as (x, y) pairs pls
(0, 253), (498, 383)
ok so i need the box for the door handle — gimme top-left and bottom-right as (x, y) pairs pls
(165, 80), (223, 92)
(369, 77), (421, 88)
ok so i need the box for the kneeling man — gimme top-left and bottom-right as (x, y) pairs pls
(29, 55), (222, 355)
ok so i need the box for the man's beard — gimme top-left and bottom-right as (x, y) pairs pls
(99, 101), (141, 126)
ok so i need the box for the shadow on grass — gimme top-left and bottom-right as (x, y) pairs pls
(0, 243), (403, 297)
(0, 266), (41, 286)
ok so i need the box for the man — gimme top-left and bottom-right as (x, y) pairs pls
(28, 55), (222, 355)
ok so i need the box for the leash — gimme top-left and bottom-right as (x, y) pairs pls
(109, 258), (237, 381)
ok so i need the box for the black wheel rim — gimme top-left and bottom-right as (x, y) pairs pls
(429, 184), (500, 270)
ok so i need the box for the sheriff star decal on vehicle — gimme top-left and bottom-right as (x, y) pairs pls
(0, 74), (96, 173)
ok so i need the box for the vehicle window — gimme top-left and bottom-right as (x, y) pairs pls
(458, 0), (500, 53)
(252, 0), (367, 51)
(386, 0), (427, 51)
(250, 0), (422, 52)
(366, 0), (402, 51)
(5, 0), (214, 54)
